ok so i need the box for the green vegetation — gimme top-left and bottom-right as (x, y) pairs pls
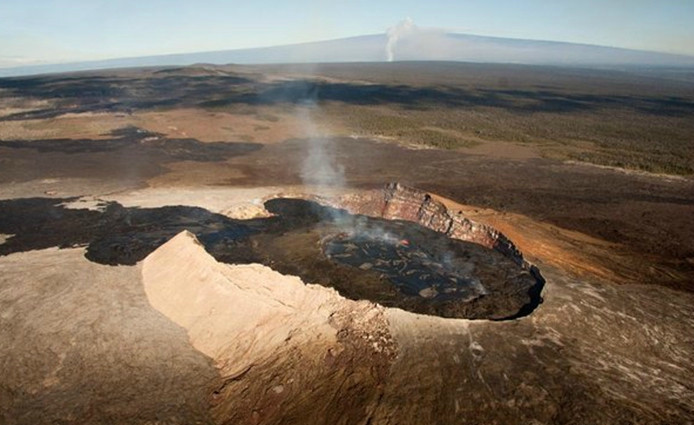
(195, 63), (694, 175)
(5, 62), (690, 175)
(330, 106), (480, 149)
(309, 63), (694, 175)
(323, 99), (694, 175)
(566, 148), (693, 175)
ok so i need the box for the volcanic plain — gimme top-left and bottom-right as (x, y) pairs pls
(0, 62), (693, 424)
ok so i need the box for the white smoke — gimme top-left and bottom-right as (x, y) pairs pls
(386, 18), (416, 62)
(385, 19), (460, 62)
(333, 214), (401, 243)
(298, 102), (345, 189)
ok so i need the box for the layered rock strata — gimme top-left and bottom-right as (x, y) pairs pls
(344, 183), (526, 267)
(338, 182), (544, 317)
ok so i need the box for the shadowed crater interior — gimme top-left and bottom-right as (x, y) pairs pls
(0, 196), (543, 320)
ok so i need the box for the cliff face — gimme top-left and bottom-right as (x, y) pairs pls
(341, 183), (527, 267)
(380, 183), (526, 266)
(338, 183), (544, 319)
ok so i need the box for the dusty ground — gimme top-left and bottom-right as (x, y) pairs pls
(0, 63), (693, 423)
(0, 109), (311, 143)
(1, 193), (692, 424)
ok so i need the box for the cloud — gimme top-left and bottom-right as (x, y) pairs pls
(0, 56), (45, 69)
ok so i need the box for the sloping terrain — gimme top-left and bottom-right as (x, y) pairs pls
(2, 193), (692, 424)
(1, 62), (693, 423)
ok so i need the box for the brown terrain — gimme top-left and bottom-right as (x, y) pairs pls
(0, 62), (693, 424)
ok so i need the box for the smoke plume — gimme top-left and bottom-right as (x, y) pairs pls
(386, 18), (416, 62)
(298, 101), (345, 189)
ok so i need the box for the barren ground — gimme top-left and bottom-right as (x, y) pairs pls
(0, 63), (693, 424)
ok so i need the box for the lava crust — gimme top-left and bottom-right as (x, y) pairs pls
(0, 185), (543, 320)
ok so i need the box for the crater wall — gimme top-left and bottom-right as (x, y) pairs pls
(340, 183), (541, 266)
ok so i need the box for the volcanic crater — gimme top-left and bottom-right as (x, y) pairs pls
(0, 183), (543, 320)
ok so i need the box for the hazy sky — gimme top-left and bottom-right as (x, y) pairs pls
(1, 0), (693, 67)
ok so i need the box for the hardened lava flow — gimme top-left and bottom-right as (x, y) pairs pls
(0, 183), (544, 320)
(312, 183), (545, 319)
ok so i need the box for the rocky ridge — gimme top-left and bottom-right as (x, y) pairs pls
(142, 230), (397, 425)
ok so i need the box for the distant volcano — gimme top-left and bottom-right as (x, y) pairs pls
(3, 31), (694, 77)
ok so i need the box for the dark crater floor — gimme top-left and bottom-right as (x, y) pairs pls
(0, 197), (541, 319)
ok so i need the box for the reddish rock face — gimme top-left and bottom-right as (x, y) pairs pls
(347, 182), (528, 270)
(335, 183), (545, 319)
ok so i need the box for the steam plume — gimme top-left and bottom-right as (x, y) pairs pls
(386, 18), (415, 62)
(298, 101), (345, 189)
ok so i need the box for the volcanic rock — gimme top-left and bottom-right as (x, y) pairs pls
(341, 183), (527, 266)
(380, 183), (526, 266)
(2, 208), (693, 424)
(139, 229), (694, 424)
(142, 230), (397, 424)
(336, 182), (544, 318)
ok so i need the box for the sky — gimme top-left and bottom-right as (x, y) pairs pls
(1, 0), (694, 68)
